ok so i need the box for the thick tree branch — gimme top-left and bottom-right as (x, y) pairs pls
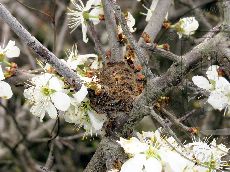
(6, 69), (36, 86)
(102, 0), (122, 62)
(84, 25), (227, 171)
(221, 0), (230, 25)
(138, 0), (172, 44)
(123, 28), (224, 134)
(0, 3), (82, 90)
(110, 1), (148, 67)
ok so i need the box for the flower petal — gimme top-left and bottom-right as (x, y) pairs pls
(88, 110), (106, 131)
(51, 92), (71, 111)
(207, 91), (228, 111)
(206, 65), (219, 81)
(120, 154), (145, 172)
(82, 22), (88, 43)
(144, 158), (162, 172)
(4, 40), (20, 58)
(89, 8), (101, 25)
(73, 85), (88, 104)
(127, 12), (136, 33)
(4, 40), (15, 50)
(64, 104), (82, 124)
(180, 17), (199, 35)
(48, 76), (64, 91)
(5, 45), (20, 58)
(85, 0), (94, 10)
(30, 102), (46, 122)
(117, 137), (149, 155)
(215, 77), (230, 93)
(192, 76), (211, 90)
(0, 65), (5, 80)
(0, 81), (13, 99)
(23, 87), (35, 100)
(32, 73), (52, 87)
(160, 149), (190, 172)
(46, 101), (58, 119)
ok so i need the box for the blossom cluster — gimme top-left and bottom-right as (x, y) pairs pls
(0, 40), (20, 99)
(0, 0), (218, 142)
(137, 0), (199, 38)
(68, 0), (136, 43)
(116, 129), (229, 172)
(24, 45), (106, 134)
(192, 65), (230, 116)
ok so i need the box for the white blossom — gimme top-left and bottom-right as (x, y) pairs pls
(68, 0), (103, 43)
(117, 133), (163, 172)
(64, 101), (106, 135)
(172, 17), (199, 38)
(24, 73), (71, 121)
(184, 139), (229, 171)
(0, 66), (13, 99)
(117, 12), (136, 35)
(86, 110), (106, 132)
(63, 103), (84, 124)
(64, 44), (102, 71)
(192, 65), (230, 115)
(117, 129), (229, 172)
(0, 40), (20, 59)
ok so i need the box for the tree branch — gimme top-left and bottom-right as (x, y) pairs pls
(161, 108), (191, 134)
(102, 0), (122, 62)
(0, 3), (82, 90)
(149, 108), (183, 146)
(141, 43), (181, 62)
(138, 0), (172, 44)
(87, 21), (106, 64)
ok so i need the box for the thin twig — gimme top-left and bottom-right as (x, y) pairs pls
(141, 43), (181, 62)
(149, 108), (183, 146)
(58, 133), (85, 141)
(44, 141), (55, 171)
(179, 109), (197, 122)
(55, 15), (68, 57)
(87, 21), (106, 64)
(15, 0), (53, 22)
(161, 108), (191, 134)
